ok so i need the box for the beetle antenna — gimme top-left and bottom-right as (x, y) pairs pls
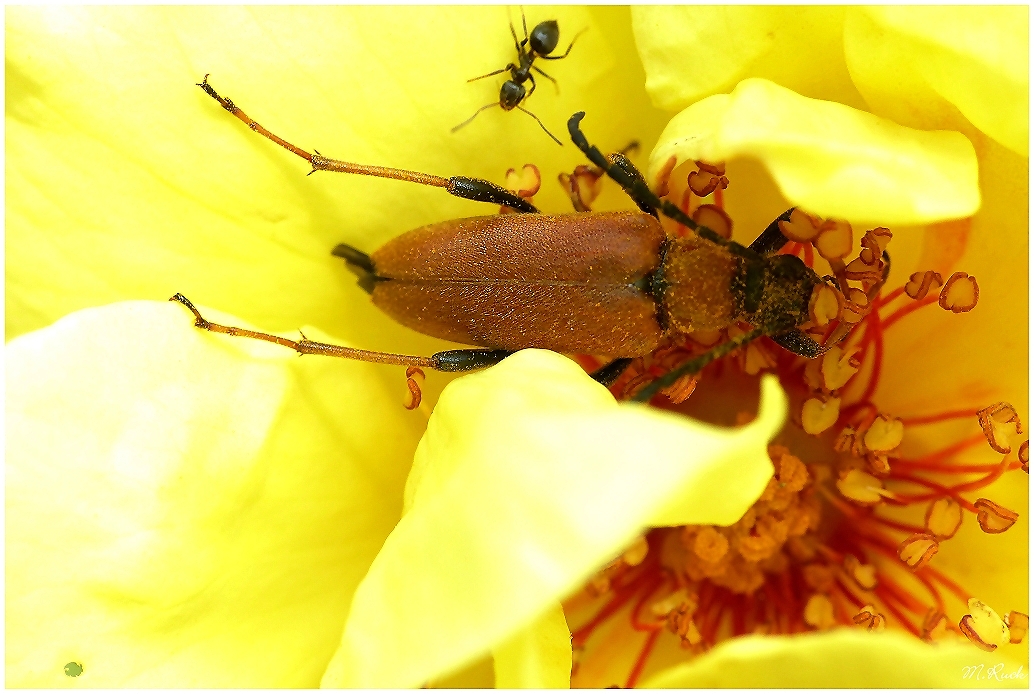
(517, 105), (562, 146)
(451, 102), (500, 133)
(567, 112), (754, 256)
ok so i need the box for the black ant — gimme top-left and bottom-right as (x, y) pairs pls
(452, 11), (585, 145)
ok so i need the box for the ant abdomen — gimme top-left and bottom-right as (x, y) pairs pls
(529, 20), (560, 56)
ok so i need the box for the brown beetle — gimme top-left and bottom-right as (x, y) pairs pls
(176, 78), (887, 403)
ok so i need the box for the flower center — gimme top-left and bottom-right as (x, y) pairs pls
(562, 160), (1028, 687)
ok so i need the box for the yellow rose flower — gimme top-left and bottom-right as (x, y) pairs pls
(6, 5), (1028, 689)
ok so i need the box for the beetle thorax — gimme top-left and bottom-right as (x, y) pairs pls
(660, 237), (739, 334)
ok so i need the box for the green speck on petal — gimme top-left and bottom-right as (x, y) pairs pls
(648, 78), (980, 226)
(321, 350), (786, 687)
(642, 630), (1028, 688)
(6, 301), (418, 687)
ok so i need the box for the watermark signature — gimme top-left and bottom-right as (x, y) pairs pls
(961, 663), (1026, 683)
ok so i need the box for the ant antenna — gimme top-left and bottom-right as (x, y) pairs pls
(517, 106), (562, 145)
(451, 103), (500, 133)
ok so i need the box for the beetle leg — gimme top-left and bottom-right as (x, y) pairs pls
(630, 326), (766, 403)
(589, 357), (634, 387)
(170, 293), (515, 372)
(198, 76), (538, 213)
(748, 208), (796, 256)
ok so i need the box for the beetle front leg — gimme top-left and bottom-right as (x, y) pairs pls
(748, 208), (796, 256)
(589, 357), (634, 387)
(630, 326), (766, 402)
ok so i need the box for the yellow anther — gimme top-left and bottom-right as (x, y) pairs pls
(803, 356), (824, 390)
(833, 426), (857, 454)
(1006, 611), (1028, 644)
(821, 346), (860, 391)
(804, 594), (837, 630)
(808, 284), (843, 327)
(925, 497), (964, 539)
(904, 270), (943, 300)
(1020, 440), (1029, 473)
(938, 272), (979, 313)
(840, 288), (871, 324)
(801, 396), (841, 435)
(814, 219), (853, 261)
(660, 373), (698, 404)
(922, 610), (949, 642)
(859, 227), (892, 264)
(863, 415), (904, 453)
(976, 402), (1023, 455)
(693, 526), (729, 563)
(622, 535), (650, 567)
(897, 533), (939, 570)
(836, 468), (893, 505)
(844, 256), (883, 284)
(844, 554), (878, 590)
(778, 208), (824, 243)
(742, 341), (777, 376)
(687, 164), (729, 197)
(853, 605), (886, 632)
(866, 452), (890, 476)
(668, 603), (702, 646)
(973, 498), (1018, 534)
(505, 163), (541, 198)
(959, 598), (1009, 652)
(691, 204), (733, 240)
(652, 588), (696, 619)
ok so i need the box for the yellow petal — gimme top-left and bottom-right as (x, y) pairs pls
(493, 602), (572, 688)
(7, 6), (669, 341)
(847, 7), (1028, 156)
(321, 351), (786, 687)
(6, 301), (420, 686)
(631, 7), (864, 111)
(642, 630), (1027, 688)
(648, 78), (980, 226)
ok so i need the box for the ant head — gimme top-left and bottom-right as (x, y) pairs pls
(499, 80), (526, 110)
(529, 20), (560, 56)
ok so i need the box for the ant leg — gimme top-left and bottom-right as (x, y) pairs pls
(526, 73), (538, 101)
(197, 76), (537, 213)
(532, 65), (560, 94)
(467, 66), (512, 83)
(631, 326), (766, 403)
(568, 113), (738, 252)
(589, 358), (634, 387)
(540, 28), (588, 60)
(747, 208), (796, 256)
(170, 293), (512, 372)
